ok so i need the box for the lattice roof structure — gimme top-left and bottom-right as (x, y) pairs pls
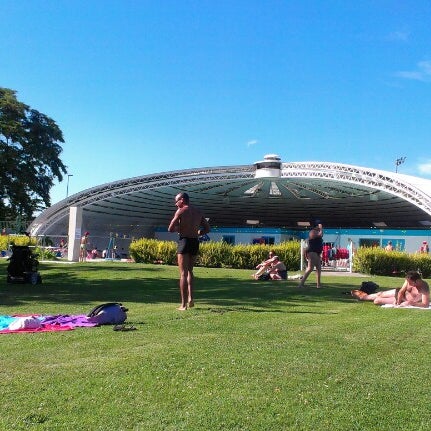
(29, 155), (431, 238)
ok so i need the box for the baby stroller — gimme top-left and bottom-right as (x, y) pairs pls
(6, 245), (42, 284)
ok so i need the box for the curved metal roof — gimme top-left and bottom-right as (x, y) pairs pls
(30, 156), (431, 238)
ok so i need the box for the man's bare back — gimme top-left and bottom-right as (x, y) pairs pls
(170, 205), (204, 238)
(168, 193), (209, 238)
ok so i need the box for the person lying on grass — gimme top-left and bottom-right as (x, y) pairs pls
(351, 270), (430, 307)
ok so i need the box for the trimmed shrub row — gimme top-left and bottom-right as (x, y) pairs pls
(129, 239), (302, 271)
(353, 247), (431, 278)
(129, 239), (178, 265)
(5, 235), (429, 276)
(0, 234), (36, 251)
(130, 238), (431, 277)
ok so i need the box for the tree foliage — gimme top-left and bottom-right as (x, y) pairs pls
(0, 88), (67, 220)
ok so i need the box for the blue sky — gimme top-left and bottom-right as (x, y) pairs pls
(1, 0), (431, 205)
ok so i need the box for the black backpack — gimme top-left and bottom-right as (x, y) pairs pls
(87, 302), (129, 325)
(87, 302), (128, 317)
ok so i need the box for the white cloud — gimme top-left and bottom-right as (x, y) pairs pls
(395, 61), (431, 82)
(247, 140), (258, 147)
(418, 160), (431, 175)
(386, 31), (409, 42)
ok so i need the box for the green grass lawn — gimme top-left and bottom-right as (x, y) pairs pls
(1, 260), (430, 431)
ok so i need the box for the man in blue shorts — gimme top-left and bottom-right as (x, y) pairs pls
(168, 192), (210, 310)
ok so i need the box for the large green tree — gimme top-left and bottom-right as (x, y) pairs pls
(0, 87), (67, 220)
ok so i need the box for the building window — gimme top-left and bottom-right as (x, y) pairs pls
(359, 239), (380, 248)
(222, 235), (235, 245)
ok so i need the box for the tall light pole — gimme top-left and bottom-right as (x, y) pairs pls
(66, 174), (73, 198)
(395, 157), (406, 173)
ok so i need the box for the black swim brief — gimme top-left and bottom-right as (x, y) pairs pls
(177, 237), (200, 255)
(278, 270), (287, 280)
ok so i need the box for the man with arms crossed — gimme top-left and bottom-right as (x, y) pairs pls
(168, 192), (210, 311)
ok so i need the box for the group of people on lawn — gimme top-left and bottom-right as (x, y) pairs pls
(351, 270), (429, 308)
(251, 220), (324, 287)
(251, 251), (287, 280)
(167, 191), (429, 310)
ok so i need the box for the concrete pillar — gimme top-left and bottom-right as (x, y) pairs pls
(300, 238), (306, 271)
(68, 206), (83, 262)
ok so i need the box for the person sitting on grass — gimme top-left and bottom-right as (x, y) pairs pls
(252, 250), (275, 279)
(351, 270), (430, 307)
(91, 247), (99, 259)
(267, 256), (287, 280)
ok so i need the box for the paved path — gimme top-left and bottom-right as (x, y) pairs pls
(322, 270), (367, 277)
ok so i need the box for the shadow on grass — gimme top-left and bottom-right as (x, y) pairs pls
(0, 261), (358, 312)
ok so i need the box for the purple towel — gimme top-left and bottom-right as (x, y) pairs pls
(41, 314), (98, 327)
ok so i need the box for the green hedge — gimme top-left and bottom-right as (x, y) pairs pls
(129, 238), (177, 265)
(129, 238), (431, 276)
(0, 234), (36, 251)
(353, 247), (431, 278)
(129, 239), (302, 271)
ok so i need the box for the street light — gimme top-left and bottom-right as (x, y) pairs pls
(66, 174), (73, 197)
(395, 157), (406, 173)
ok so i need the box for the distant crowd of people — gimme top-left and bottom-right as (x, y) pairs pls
(383, 239), (429, 254)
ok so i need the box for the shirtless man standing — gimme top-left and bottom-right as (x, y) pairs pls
(351, 270), (430, 307)
(79, 231), (90, 262)
(168, 192), (210, 310)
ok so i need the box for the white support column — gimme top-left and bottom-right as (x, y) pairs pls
(347, 239), (353, 273)
(300, 239), (306, 271)
(67, 206), (83, 262)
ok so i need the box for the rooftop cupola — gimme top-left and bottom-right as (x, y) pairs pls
(254, 154), (282, 178)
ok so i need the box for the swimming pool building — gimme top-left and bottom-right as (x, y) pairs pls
(29, 154), (431, 259)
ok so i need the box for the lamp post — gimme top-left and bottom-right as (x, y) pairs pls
(66, 174), (73, 198)
(395, 157), (406, 173)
